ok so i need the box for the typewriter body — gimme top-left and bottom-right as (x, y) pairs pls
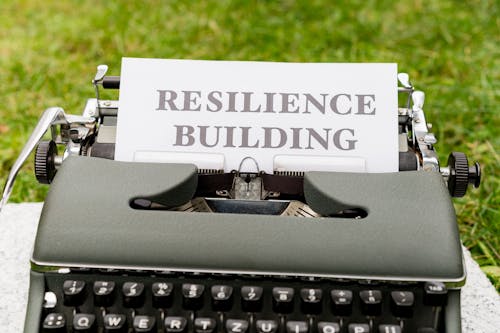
(1, 66), (481, 333)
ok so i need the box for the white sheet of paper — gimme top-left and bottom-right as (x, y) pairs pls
(115, 58), (398, 173)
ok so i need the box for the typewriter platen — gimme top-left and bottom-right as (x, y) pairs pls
(1, 66), (481, 333)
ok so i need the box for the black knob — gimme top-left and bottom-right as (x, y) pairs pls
(469, 162), (481, 188)
(35, 140), (58, 184)
(446, 152), (481, 197)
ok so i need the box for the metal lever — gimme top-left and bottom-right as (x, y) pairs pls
(411, 90), (425, 148)
(397, 73), (411, 88)
(93, 64), (108, 83)
(93, 64), (108, 116)
(412, 90), (425, 109)
(0, 107), (94, 212)
(397, 72), (414, 112)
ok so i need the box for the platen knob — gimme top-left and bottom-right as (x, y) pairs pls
(447, 152), (481, 197)
(34, 140), (58, 184)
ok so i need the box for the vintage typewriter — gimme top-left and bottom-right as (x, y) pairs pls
(1, 65), (481, 333)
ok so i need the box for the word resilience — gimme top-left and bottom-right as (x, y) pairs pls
(157, 90), (377, 151)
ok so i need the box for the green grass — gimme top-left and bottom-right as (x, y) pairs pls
(0, 0), (498, 289)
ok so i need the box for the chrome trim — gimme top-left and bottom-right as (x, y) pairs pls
(93, 64), (108, 116)
(412, 91), (440, 172)
(30, 259), (466, 289)
(83, 98), (98, 118)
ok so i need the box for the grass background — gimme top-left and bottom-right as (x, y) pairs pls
(0, 1), (498, 290)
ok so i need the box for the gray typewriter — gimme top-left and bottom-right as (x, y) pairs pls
(1, 65), (481, 333)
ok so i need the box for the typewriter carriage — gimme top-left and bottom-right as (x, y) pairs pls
(0, 65), (481, 215)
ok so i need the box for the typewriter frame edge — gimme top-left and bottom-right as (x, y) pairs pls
(28, 258), (466, 290)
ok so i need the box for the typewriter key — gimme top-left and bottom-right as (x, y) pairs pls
(256, 320), (278, 333)
(122, 282), (145, 308)
(272, 287), (294, 313)
(195, 318), (217, 333)
(379, 325), (402, 333)
(348, 324), (370, 333)
(423, 282), (448, 306)
(226, 319), (249, 333)
(359, 290), (382, 316)
(330, 290), (353, 316)
(165, 317), (188, 333)
(390, 291), (414, 317)
(317, 322), (340, 333)
(211, 285), (233, 311)
(43, 291), (57, 310)
(241, 286), (263, 312)
(300, 288), (322, 314)
(73, 313), (96, 332)
(133, 315), (156, 332)
(103, 314), (127, 332)
(93, 281), (115, 307)
(286, 321), (308, 333)
(42, 313), (65, 332)
(182, 283), (205, 310)
(63, 280), (86, 306)
(152, 282), (173, 308)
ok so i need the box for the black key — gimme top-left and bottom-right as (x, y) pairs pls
(94, 281), (115, 307)
(286, 321), (308, 333)
(103, 314), (127, 332)
(348, 323), (370, 333)
(300, 288), (322, 314)
(256, 320), (278, 333)
(272, 287), (294, 313)
(63, 280), (86, 306)
(182, 283), (205, 310)
(379, 325), (402, 333)
(152, 282), (174, 308)
(73, 313), (96, 332)
(330, 289), (353, 316)
(318, 322), (340, 333)
(226, 319), (249, 333)
(211, 285), (233, 311)
(359, 290), (382, 316)
(123, 282), (145, 308)
(195, 318), (217, 333)
(165, 317), (188, 333)
(390, 291), (414, 317)
(133, 315), (156, 332)
(42, 313), (65, 332)
(424, 282), (447, 306)
(241, 286), (263, 312)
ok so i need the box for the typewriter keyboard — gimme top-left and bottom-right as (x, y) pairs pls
(40, 271), (448, 333)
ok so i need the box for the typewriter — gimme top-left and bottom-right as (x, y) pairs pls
(0, 65), (481, 333)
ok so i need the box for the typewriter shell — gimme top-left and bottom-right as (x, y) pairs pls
(31, 156), (463, 283)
